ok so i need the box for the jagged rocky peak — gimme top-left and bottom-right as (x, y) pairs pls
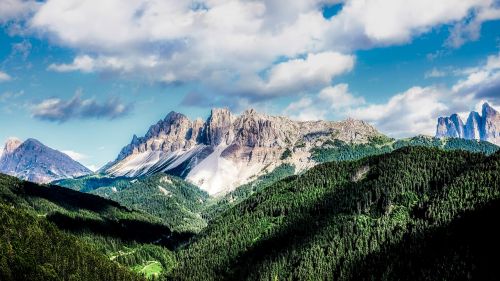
(436, 102), (500, 146)
(3, 137), (22, 155)
(465, 111), (482, 140)
(206, 108), (235, 146)
(482, 102), (499, 145)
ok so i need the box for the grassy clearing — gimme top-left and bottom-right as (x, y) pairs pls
(133, 261), (163, 278)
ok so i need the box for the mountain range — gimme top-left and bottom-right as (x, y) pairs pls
(0, 138), (91, 183)
(436, 102), (500, 145)
(101, 108), (382, 195)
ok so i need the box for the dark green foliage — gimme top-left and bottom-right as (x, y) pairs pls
(312, 135), (498, 163)
(0, 202), (144, 281)
(280, 148), (292, 160)
(57, 174), (210, 233)
(169, 147), (500, 280)
(0, 173), (177, 280)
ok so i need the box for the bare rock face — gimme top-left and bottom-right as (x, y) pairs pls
(465, 111), (482, 140)
(482, 103), (500, 145)
(0, 138), (92, 183)
(436, 114), (464, 138)
(103, 108), (383, 196)
(435, 102), (500, 146)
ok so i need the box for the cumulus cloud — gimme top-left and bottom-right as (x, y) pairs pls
(348, 86), (450, 137)
(318, 84), (365, 110)
(0, 71), (12, 82)
(19, 0), (498, 103)
(452, 51), (500, 102)
(0, 0), (38, 23)
(31, 91), (132, 122)
(340, 51), (500, 137)
(284, 83), (364, 121)
(264, 52), (354, 93)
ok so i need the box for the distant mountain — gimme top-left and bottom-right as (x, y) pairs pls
(436, 102), (500, 145)
(101, 108), (382, 196)
(0, 138), (92, 183)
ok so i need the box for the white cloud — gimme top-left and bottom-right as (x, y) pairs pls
(284, 97), (327, 121)
(451, 51), (500, 101)
(446, 5), (500, 48)
(349, 86), (450, 137)
(264, 52), (355, 94)
(340, 51), (500, 138)
(284, 83), (364, 121)
(318, 83), (364, 110)
(0, 71), (12, 82)
(0, 0), (38, 23)
(21, 0), (499, 103)
(328, 0), (494, 49)
(48, 55), (136, 73)
(62, 150), (87, 161)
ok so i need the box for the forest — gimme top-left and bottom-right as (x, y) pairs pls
(170, 146), (500, 280)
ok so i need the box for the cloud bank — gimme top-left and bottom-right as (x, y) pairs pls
(31, 91), (132, 122)
(2, 0), (494, 105)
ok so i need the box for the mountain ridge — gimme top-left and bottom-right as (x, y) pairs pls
(102, 108), (383, 195)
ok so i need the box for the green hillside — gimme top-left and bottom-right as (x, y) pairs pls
(170, 147), (500, 280)
(312, 135), (499, 163)
(0, 174), (178, 280)
(56, 174), (210, 233)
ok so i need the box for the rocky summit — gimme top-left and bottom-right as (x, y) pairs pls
(0, 138), (92, 183)
(102, 108), (383, 196)
(436, 102), (500, 146)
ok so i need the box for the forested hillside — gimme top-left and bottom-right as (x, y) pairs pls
(312, 135), (499, 163)
(170, 147), (500, 280)
(0, 174), (178, 279)
(56, 174), (210, 233)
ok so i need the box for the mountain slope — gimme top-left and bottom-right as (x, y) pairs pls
(170, 147), (500, 280)
(0, 173), (179, 279)
(0, 202), (145, 281)
(0, 138), (91, 183)
(102, 108), (382, 195)
(436, 102), (500, 145)
(56, 174), (210, 233)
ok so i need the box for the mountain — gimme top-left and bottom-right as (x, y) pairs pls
(436, 102), (500, 145)
(102, 108), (382, 195)
(170, 146), (500, 280)
(0, 138), (91, 183)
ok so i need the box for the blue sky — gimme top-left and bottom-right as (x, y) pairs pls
(1, 0), (500, 170)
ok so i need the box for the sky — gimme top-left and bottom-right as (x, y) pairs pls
(1, 0), (500, 170)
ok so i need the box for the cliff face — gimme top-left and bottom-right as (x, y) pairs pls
(436, 102), (500, 146)
(103, 108), (383, 195)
